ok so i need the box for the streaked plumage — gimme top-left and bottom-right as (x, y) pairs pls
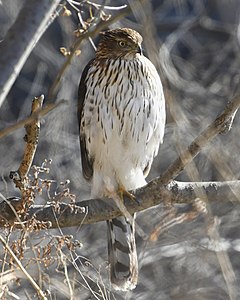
(78, 28), (165, 291)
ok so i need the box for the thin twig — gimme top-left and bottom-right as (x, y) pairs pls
(48, 1), (141, 98)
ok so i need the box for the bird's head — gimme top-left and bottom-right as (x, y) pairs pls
(96, 28), (143, 60)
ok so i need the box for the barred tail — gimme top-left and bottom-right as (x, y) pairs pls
(107, 215), (138, 291)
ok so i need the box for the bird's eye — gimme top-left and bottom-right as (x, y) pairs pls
(118, 41), (126, 47)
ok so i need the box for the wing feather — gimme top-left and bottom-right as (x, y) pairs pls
(78, 60), (94, 181)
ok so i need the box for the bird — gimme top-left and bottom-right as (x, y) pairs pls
(78, 28), (165, 291)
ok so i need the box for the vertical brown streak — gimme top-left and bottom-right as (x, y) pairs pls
(97, 105), (100, 122)
(104, 60), (111, 77)
(128, 101), (135, 118)
(89, 73), (98, 92)
(140, 61), (144, 74)
(103, 86), (107, 99)
(137, 105), (141, 116)
(115, 95), (121, 120)
(123, 97), (133, 114)
(111, 72), (119, 85)
(106, 64), (114, 85)
(147, 101), (151, 118)
(127, 65), (131, 83)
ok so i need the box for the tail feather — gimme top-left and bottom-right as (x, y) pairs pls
(107, 215), (138, 291)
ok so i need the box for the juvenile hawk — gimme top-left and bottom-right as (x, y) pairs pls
(78, 28), (165, 291)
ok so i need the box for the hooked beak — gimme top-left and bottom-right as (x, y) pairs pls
(137, 44), (143, 55)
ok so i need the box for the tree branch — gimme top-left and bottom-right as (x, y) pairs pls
(0, 99), (66, 139)
(159, 95), (240, 184)
(4, 96), (66, 217)
(0, 0), (61, 107)
(11, 95), (44, 184)
(1, 180), (237, 228)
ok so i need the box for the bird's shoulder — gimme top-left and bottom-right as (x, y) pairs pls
(78, 59), (95, 114)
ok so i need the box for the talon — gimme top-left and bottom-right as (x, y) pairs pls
(118, 185), (137, 203)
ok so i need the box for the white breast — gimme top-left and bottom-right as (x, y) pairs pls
(81, 55), (165, 197)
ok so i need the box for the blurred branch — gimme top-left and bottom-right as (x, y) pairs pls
(159, 94), (240, 185)
(0, 99), (66, 139)
(0, 0), (61, 107)
(159, 16), (206, 95)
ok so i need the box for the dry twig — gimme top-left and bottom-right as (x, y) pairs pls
(48, 0), (150, 98)
(5, 97), (66, 215)
(0, 234), (47, 300)
(11, 95), (44, 187)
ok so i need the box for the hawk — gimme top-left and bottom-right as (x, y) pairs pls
(78, 28), (165, 291)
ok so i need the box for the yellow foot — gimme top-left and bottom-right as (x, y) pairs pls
(118, 185), (136, 202)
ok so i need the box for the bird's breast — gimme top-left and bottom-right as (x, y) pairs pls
(83, 56), (164, 152)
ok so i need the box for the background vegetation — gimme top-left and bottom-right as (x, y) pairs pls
(0, 0), (240, 299)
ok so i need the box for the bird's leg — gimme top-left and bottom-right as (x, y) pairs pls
(118, 184), (136, 202)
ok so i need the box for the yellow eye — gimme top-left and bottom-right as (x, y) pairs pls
(118, 41), (126, 47)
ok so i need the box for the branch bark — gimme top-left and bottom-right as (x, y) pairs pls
(15, 96), (44, 181)
(1, 180), (237, 228)
(5, 96), (66, 216)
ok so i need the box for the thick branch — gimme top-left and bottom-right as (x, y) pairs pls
(10, 180), (239, 228)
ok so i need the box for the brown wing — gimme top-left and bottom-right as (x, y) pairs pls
(78, 60), (94, 181)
